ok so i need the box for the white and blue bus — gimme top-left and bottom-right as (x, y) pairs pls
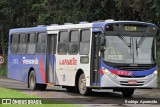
(8, 20), (158, 97)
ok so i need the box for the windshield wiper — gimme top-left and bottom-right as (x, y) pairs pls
(117, 34), (131, 48)
(135, 34), (146, 57)
(136, 34), (146, 48)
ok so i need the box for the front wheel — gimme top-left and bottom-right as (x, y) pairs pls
(122, 88), (134, 98)
(78, 73), (91, 95)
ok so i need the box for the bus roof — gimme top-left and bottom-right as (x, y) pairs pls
(9, 26), (47, 34)
(9, 21), (156, 34)
(47, 23), (93, 31)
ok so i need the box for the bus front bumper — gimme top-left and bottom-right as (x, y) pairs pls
(100, 74), (157, 88)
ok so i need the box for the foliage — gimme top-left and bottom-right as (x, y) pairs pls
(0, 0), (160, 84)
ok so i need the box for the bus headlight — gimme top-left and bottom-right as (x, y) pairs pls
(154, 70), (158, 75)
(102, 67), (118, 79)
(102, 67), (110, 74)
(146, 70), (157, 79)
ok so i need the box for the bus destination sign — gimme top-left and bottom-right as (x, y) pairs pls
(124, 26), (137, 32)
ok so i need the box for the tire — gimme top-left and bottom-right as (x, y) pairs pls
(122, 88), (134, 98)
(78, 73), (92, 95)
(66, 86), (75, 92)
(29, 70), (37, 91)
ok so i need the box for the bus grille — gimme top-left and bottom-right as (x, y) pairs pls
(120, 81), (144, 86)
(118, 76), (145, 78)
(105, 62), (156, 71)
(117, 65), (153, 71)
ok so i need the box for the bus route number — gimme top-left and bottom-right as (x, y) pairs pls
(125, 26), (137, 31)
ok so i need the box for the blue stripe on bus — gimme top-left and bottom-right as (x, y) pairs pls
(100, 58), (157, 77)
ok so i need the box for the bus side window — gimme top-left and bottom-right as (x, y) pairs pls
(10, 34), (19, 54)
(79, 29), (90, 55)
(26, 33), (36, 54)
(17, 34), (27, 54)
(68, 30), (79, 54)
(36, 33), (46, 54)
(58, 31), (69, 55)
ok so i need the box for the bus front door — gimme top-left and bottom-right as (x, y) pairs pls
(47, 34), (57, 83)
(91, 33), (101, 86)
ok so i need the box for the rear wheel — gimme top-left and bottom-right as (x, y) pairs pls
(122, 88), (134, 98)
(29, 70), (47, 91)
(78, 73), (91, 95)
(29, 70), (37, 91)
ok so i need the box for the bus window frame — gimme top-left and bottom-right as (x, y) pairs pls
(26, 33), (36, 54)
(57, 30), (69, 55)
(35, 32), (47, 54)
(17, 33), (28, 54)
(68, 30), (79, 55)
(10, 33), (19, 54)
(79, 29), (91, 55)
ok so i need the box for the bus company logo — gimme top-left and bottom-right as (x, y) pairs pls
(128, 71), (135, 78)
(59, 58), (77, 65)
(22, 57), (39, 64)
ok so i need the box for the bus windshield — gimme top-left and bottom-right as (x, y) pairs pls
(102, 35), (156, 64)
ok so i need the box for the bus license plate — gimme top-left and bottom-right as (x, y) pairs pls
(128, 80), (137, 84)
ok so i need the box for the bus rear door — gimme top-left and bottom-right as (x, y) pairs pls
(46, 33), (57, 83)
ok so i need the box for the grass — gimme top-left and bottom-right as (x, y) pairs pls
(0, 68), (7, 76)
(0, 87), (79, 107)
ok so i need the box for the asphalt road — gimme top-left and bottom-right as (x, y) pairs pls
(0, 76), (160, 107)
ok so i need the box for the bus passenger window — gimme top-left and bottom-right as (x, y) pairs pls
(58, 31), (69, 55)
(59, 31), (69, 42)
(19, 34), (27, 43)
(80, 29), (90, 55)
(10, 34), (19, 54)
(81, 30), (90, 42)
(70, 31), (79, 42)
(69, 43), (78, 54)
(11, 34), (19, 43)
(36, 33), (46, 53)
(17, 34), (27, 54)
(26, 34), (36, 54)
(17, 44), (26, 54)
(28, 33), (36, 43)
(58, 43), (68, 54)
(10, 44), (18, 54)
(69, 30), (79, 55)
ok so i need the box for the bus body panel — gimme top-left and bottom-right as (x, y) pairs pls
(54, 27), (93, 87)
(8, 54), (47, 84)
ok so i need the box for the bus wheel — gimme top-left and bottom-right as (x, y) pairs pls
(122, 88), (134, 98)
(78, 73), (91, 95)
(66, 86), (75, 92)
(29, 70), (37, 91)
